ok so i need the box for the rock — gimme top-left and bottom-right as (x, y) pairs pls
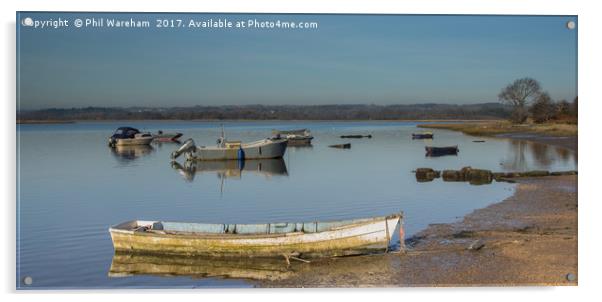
(415, 168), (441, 182)
(467, 169), (493, 185)
(442, 170), (463, 181)
(521, 170), (550, 177)
(551, 170), (577, 176)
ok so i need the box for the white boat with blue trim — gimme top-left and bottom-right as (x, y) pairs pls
(171, 127), (287, 161)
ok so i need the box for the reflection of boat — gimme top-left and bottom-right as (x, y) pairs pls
(171, 128), (287, 161)
(109, 213), (403, 258)
(272, 129), (313, 146)
(425, 146), (459, 157)
(153, 130), (183, 142)
(108, 252), (297, 281)
(108, 127), (153, 147)
(171, 158), (288, 181)
(111, 145), (154, 161)
(412, 132), (433, 139)
(329, 143), (351, 149)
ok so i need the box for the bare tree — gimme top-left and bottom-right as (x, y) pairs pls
(498, 77), (541, 123)
(529, 92), (554, 123)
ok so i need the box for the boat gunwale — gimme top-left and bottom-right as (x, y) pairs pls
(109, 213), (402, 239)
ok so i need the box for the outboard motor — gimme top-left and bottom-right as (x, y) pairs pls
(171, 138), (196, 159)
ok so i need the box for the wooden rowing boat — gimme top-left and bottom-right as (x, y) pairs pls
(109, 213), (403, 258)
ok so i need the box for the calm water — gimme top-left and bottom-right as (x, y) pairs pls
(16, 121), (577, 288)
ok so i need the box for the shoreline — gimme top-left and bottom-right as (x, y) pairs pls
(418, 122), (577, 151)
(258, 130), (577, 287)
(259, 174), (577, 287)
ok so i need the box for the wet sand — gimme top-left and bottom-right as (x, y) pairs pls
(258, 174), (577, 287)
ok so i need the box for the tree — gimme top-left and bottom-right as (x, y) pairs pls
(529, 92), (555, 123)
(555, 99), (571, 117)
(498, 77), (541, 123)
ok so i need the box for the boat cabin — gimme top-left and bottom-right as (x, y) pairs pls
(112, 127), (141, 139)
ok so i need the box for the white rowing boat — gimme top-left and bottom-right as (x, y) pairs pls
(109, 213), (404, 258)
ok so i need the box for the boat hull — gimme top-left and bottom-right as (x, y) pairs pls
(425, 146), (459, 157)
(186, 139), (288, 161)
(109, 214), (402, 258)
(153, 133), (183, 142)
(412, 134), (434, 139)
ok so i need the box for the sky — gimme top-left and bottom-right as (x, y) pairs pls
(17, 13), (577, 110)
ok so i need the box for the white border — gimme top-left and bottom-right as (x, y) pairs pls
(2, 0), (600, 301)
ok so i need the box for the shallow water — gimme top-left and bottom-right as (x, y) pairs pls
(16, 121), (576, 288)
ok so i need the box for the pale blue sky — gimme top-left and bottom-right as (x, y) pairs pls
(17, 13), (577, 109)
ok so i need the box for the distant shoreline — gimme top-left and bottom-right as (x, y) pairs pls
(17, 120), (76, 124)
(17, 119), (501, 124)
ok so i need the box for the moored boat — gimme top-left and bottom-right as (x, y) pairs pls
(425, 146), (459, 157)
(171, 128), (287, 161)
(412, 132), (434, 139)
(272, 129), (313, 146)
(153, 130), (183, 142)
(329, 143), (351, 149)
(109, 213), (403, 258)
(108, 127), (154, 147)
(340, 134), (372, 139)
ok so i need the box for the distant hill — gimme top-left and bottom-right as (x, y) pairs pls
(17, 103), (512, 121)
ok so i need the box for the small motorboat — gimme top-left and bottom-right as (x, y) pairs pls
(412, 132), (434, 139)
(108, 127), (153, 147)
(171, 127), (287, 161)
(109, 213), (403, 258)
(329, 143), (351, 149)
(340, 134), (372, 139)
(425, 146), (459, 157)
(153, 130), (183, 142)
(272, 129), (313, 146)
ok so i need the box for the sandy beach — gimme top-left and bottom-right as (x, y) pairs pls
(258, 133), (578, 287)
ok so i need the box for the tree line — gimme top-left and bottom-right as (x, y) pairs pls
(17, 103), (513, 121)
(498, 77), (577, 124)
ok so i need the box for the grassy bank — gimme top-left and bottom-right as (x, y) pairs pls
(418, 121), (577, 137)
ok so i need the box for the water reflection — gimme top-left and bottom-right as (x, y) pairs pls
(108, 252), (297, 281)
(171, 158), (288, 182)
(500, 140), (576, 171)
(110, 145), (154, 162)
